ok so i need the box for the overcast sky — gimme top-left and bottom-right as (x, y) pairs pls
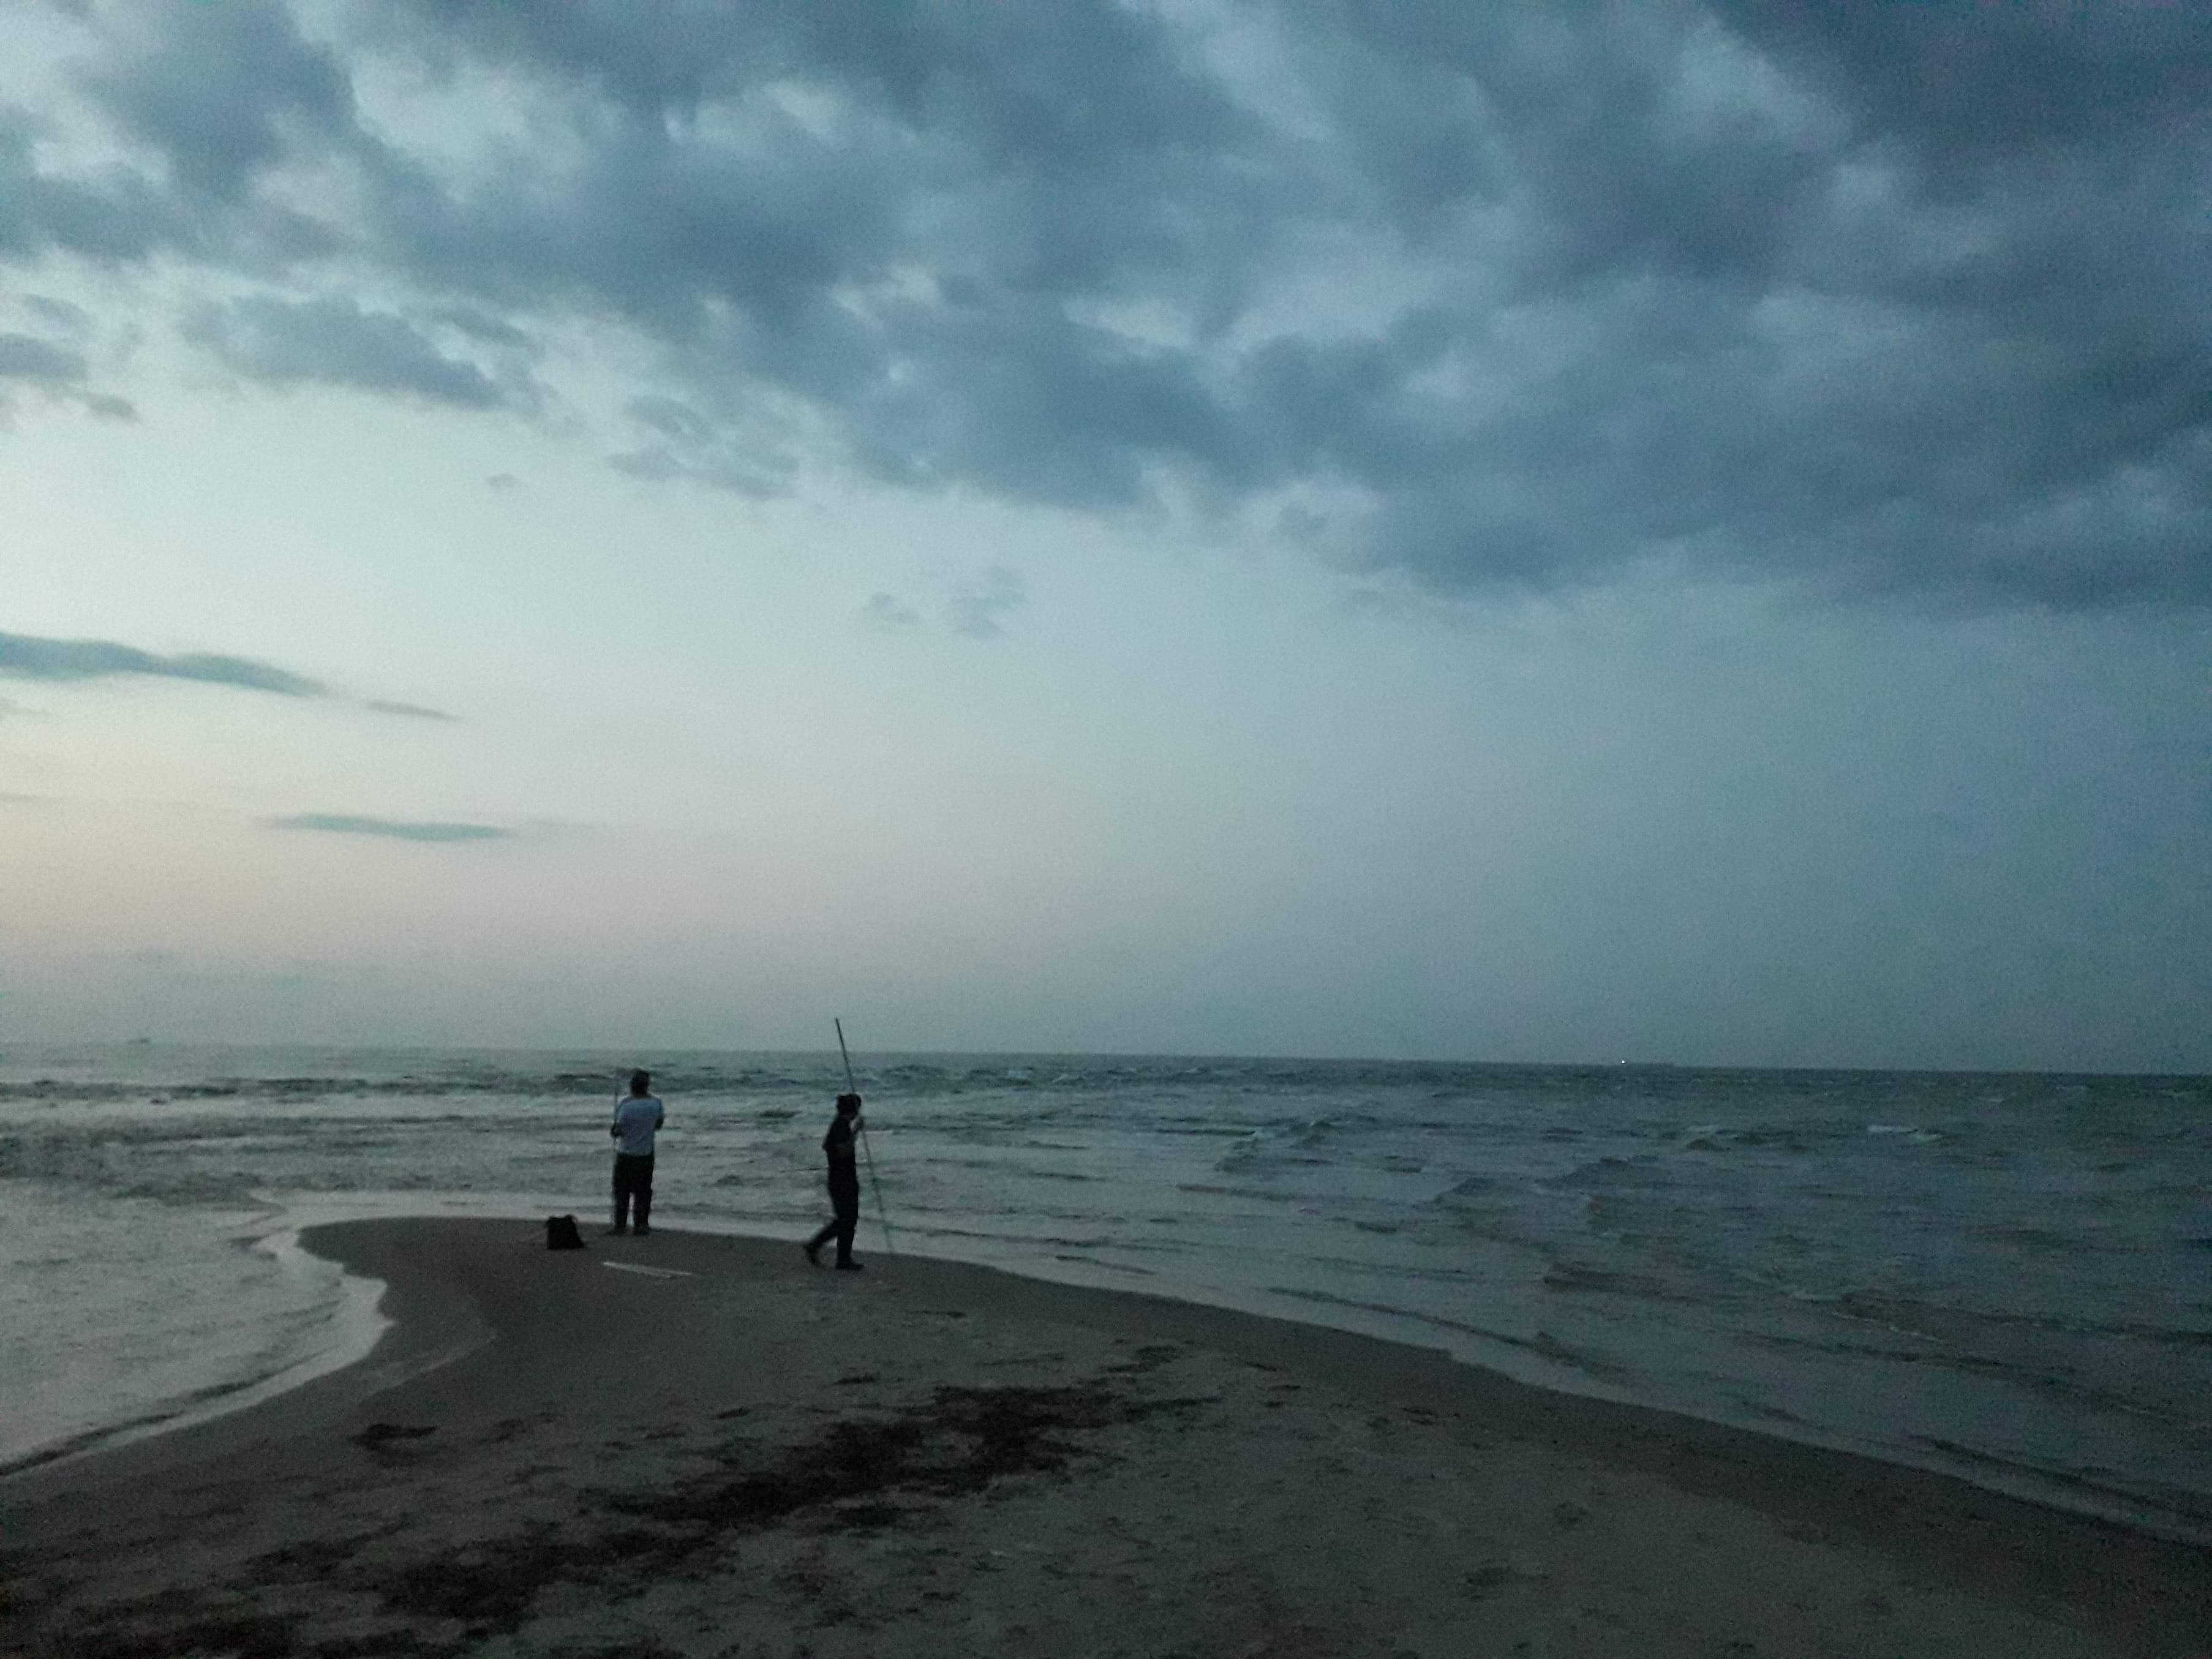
(2, 1), (2206, 1069)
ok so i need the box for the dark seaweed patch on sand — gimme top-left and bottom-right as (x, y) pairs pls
(350, 1423), (438, 1453)
(374, 1525), (582, 1628)
(39, 1375), (1209, 1657)
(71, 1611), (299, 1659)
(249, 1530), (393, 1575)
(338, 1380), (1209, 1637)
(611, 1380), (1197, 1537)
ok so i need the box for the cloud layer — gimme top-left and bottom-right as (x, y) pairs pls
(4, 1), (2206, 607)
(182, 296), (523, 408)
(0, 326), (135, 418)
(363, 698), (455, 721)
(0, 630), (326, 695)
(267, 813), (513, 843)
(0, 630), (451, 720)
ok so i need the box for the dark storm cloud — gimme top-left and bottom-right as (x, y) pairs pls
(0, 630), (326, 696)
(266, 813), (514, 843)
(11, 1), (2210, 606)
(1708, 4), (2212, 160)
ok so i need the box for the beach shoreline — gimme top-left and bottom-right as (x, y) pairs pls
(6, 1216), (2206, 1656)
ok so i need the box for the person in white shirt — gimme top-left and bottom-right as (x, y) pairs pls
(609, 1069), (666, 1235)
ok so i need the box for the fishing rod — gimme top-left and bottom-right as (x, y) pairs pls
(835, 1017), (896, 1258)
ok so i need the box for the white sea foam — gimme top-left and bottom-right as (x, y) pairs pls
(0, 1184), (358, 1472)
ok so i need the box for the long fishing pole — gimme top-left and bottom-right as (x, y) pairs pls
(835, 1017), (896, 1257)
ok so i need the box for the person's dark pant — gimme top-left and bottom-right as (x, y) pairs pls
(807, 1174), (860, 1265)
(612, 1152), (655, 1232)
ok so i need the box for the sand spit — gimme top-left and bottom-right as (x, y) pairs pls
(4, 1218), (2205, 1657)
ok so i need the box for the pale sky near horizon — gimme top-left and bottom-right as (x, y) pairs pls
(3, 2), (2208, 1070)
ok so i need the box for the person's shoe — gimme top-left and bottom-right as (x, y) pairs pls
(606, 1224), (629, 1236)
(834, 1258), (864, 1271)
(634, 1225), (651, 1236)
(803, 1240), (822, 1266)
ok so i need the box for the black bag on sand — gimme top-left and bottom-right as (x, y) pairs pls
(545, 1214), (585, 1251)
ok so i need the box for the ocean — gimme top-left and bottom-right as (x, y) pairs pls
(2, 1044), (2206, 1543)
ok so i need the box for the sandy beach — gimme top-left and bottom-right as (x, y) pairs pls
(4, 1219), (2205, 1658)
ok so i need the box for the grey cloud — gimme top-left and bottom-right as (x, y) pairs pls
(486, 472), (521, 489)
(359, 92), (911, 342)
(604, 449), (792, 497)
(10, 2), (2210, 607)
(0, 631), (454, 712)
(606, 393), (799, 495)
(0, 0), (345, 269)
(0, 631), (325, 696)
(0, 333), (86, 383)
(0, 329), (136, 419)
(364, 699), (455, 721)
(21, 295), (91, 333)
(0, 105), (194, 263)
(78, 0), (357, 201)
(267, 813), (514, 843)
(947, 566), (1028, 640)
(628, 395), (712, 442)
(374, 4), (1249, 186)
(605, 446), (680, 482)
(609, 394), (799, 492)
(432, 306), (533, 348)
(1260, 9), (2212, 604)
(859, 592), (919, 631)
(1710, 6), (2212, 162)
(182, 296), (519, 409)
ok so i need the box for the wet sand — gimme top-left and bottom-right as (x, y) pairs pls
(4, 1217), (2206, 1657)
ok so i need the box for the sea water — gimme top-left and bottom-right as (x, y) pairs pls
(2, 1045), (2206, 1542)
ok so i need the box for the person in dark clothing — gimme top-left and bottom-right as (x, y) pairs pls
(803, 1092), (865, 1270)
(609, 1069), (665, 1235)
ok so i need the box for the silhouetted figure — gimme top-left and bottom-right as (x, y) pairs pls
(609, 1069), (664, 1235)
(804, 1092), (864, 1270)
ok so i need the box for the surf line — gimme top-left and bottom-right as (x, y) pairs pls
(601, 1261), (696, 1280)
